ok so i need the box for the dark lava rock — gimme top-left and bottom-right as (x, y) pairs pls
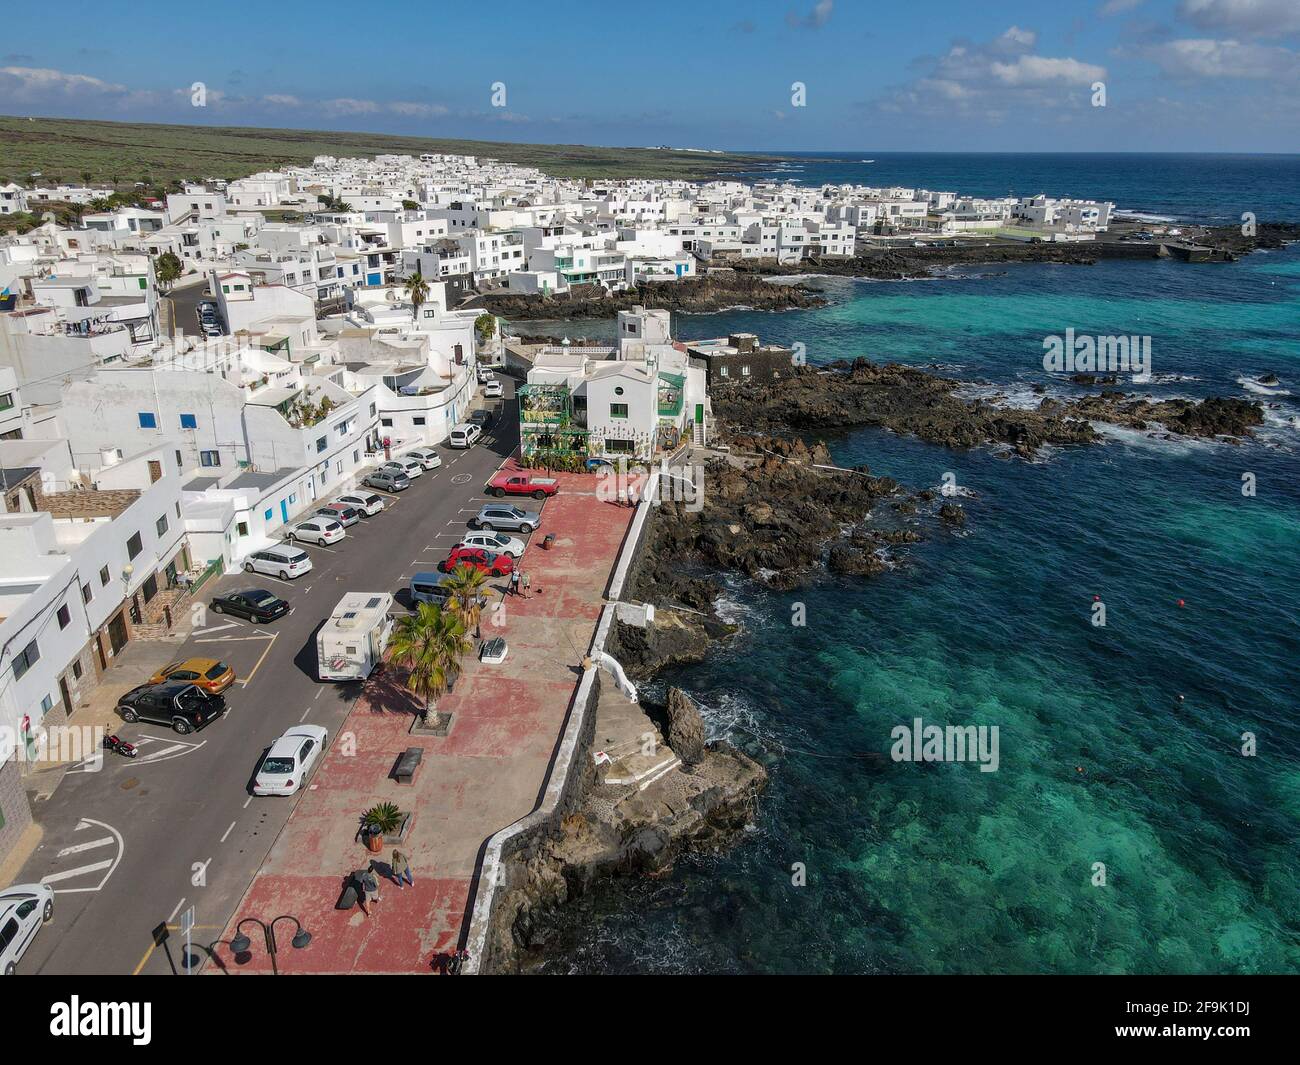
(938, 502), (967, 526)
(663, 687), (707, 766)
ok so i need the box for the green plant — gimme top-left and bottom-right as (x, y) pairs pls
(389, 602), (470, 723)
(474, 312), (496, 343)
(404, 271), (429, 322)
(442, 563), (490, 636)
(362, 801), (403, 834)
(154, 251), (183, 292)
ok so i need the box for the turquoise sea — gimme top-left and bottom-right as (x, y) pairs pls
(529, 240), (1300, 974)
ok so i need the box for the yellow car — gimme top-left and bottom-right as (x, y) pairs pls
(147, 657), (236, 694)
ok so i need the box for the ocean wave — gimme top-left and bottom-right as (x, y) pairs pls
(1236, 375), (1291, 397)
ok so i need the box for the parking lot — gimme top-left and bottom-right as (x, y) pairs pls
(10, 380), (527, 975)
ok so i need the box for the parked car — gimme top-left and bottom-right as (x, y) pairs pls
(471, 503), (541, 534)
(203, 324), (222, 338)
(483, 379), (504, 399)
(449, 423), (482, 448)
(0, 884), (54, 976)
(315, 502), (362, 528)
(289, 518), (345, 545)
(409, 571), (487, 609)
(244, 544), (312, 580)
(381, 457), (424, 480)
(438, 546), (514, 577)
(479, 637), (508, 664)
(253, 725), (328, 796)
(147, 657), (235, 694)
(117, 682), (226, 734)
(457, 531), (525, 558)
(334, 491), (385, 516)
(361, 469), (410, 492)
(405, 447), (443, 470)
(210, 589), (289, 623)
(487, 472), (558, 500)
(477, 365), (494, 382)
(468, 410), (493, 428)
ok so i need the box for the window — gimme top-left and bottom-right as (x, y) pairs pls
(237, 521), (249, 537)
(57, 604), (71, 629)
(127, 532), (143, 559)
(82, 583), (93, 605)
(175, 450), (183, 468)
(138, 412), (157, 429)
(156, 514), (169, 537)
(381, 418), (393, 428)
(13, 639), (39, 680)
(610, 403), (629, 419)
(264, 508), (273, 521)
(720, 365), (730, 377)
(413, 416), (425, 426)
(40, 694), (53, 715)
(200, 450), (221, 467)
(138, 277), (148, 289)
(369, 403), (377, 417)
(741, 365), (751, 376)
(99, 565), (110, 587)
(0, 392), (13, 411)
(316, 437), (326, 452)
(73, 659), (83, 680)
(180, 413), (197, 429)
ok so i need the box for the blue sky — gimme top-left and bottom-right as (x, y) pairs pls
(1, 0), (1297, 151)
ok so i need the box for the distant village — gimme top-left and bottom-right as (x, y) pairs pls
(0, 150), (1115, 845)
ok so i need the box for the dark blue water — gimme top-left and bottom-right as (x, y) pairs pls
(534, 244), (1300, 974)
(728, 152), (1300, 225)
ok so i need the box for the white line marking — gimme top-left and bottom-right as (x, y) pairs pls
(168, 897), (187, 921)
(220, 821), (236, 844)
(41, 859), (113, 885)
(56, 837), (115, 857)
(243, 796), (253, 809)
(299, 707), (311, 721)
(142, 743), (188, 761)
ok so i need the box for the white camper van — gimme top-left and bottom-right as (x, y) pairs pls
(316, 592), (396, 682)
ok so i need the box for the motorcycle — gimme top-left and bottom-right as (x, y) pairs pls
(102, 733), (139, 759)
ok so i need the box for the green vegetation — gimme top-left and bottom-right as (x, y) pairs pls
(0, 115), (783, 186)
(389, 602), (471, 724)
(154, 251), (183, 292)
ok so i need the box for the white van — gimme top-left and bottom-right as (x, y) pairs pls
(449, 423), (482, 449)
(317, 592), (395, 681)
(244, 544), (313, 580)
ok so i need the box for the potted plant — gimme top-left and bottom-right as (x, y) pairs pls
(362, 801), (402, 852)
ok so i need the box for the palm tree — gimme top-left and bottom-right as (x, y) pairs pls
(404, 270), (429, 323)
(442, 563), (490, 640)
(389, 602), (470, 724)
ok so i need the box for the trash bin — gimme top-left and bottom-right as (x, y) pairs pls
(543, 533), (556, 551)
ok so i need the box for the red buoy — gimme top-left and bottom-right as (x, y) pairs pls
(1177, 599), (1185, 608)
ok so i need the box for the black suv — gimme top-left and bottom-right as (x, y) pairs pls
(117, 682), (226, 734)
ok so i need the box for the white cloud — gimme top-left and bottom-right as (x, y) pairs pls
(991, 55), (1106, 86)
(1100, 0), (1145, 15)
(786, 0), (833, 30)
(1144, 36), (1300, 78)
(0, 65), (129, 98)
(1178, 0), (1300, 37)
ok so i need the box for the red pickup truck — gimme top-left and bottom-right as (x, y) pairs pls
(487, 473), (559, 500)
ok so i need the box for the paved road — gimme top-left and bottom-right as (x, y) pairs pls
(13, 384), (519, 975)
(162, 282), (221, 339)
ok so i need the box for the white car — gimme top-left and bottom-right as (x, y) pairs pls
(483, 380), (504, 399)
(244, 544), (313, 580)
(458, 531), (525, 558)
(253, 725), (328, 796)
(405, 448), (443, 471)
(382, 458), (423, 480)
(288, 518), (345, 545)
(0, 884), (54, 975)
(449, 423), (482, 448)
(335, 491), (385, 516)
(479, 637), (508, 664)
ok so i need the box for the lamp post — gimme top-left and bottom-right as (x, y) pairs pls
(229, 915), (311, 976)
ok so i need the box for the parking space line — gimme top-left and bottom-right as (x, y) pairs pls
(220, 821), (236, 844)
(238, 632), (278, 687)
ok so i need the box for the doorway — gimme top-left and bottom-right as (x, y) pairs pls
(108, 610), (129, 655)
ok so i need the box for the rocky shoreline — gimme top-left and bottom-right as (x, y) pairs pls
(728, 222), (1300, 282)
(477, 273), (825, 320)
(711, 359), (1265, 458)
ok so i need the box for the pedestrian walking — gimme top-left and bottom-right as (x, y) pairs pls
(360, 866), (381, 910)
(510, 569), (520, 597)
(520, 571), (531, 598)
(391, 849), (413, 888)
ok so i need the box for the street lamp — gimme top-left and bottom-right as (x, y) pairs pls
(229, 915), (311, 975)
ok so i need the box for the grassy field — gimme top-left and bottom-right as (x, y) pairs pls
(0, 116), (782, 186)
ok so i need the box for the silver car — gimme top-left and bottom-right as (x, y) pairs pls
(471, 503), (540, 534)
(362, 469), (410, 492)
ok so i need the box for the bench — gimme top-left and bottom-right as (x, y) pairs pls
(391, 747), (424, 785)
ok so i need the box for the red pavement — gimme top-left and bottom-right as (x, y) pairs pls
(212, 456), (644, 973)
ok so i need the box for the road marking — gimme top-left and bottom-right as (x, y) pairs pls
(198, 621), (242, 634)
(299, 707), (311, 722)
(220, 821), (237, 844)
(314, 687), (324, 700)
(143, 743), (189, 761)
(243, 796), (253, 809)
(41, 858), (113, 886)
(238, 632), (278, 687)
(55, 837), (115, 858)
(168, 897), (187, 922)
